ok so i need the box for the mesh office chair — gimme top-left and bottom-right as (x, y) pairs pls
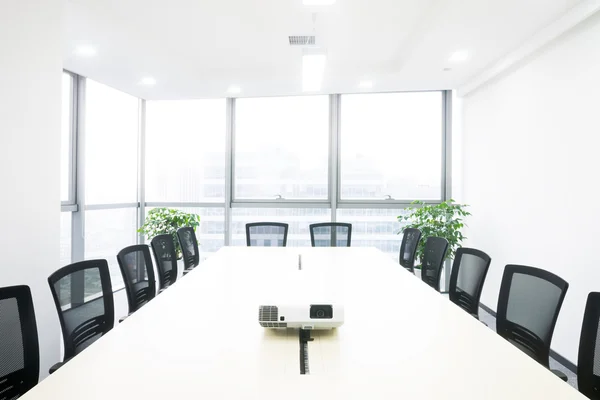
(151, 234), (178, 291)
(420, 237), (449, 291)
(496, 265), (569, 380)
(448, 247), (491, 318)
(309, 223), (352, 247)
(246, 222), (289, 247)
(117, 245), (157, 314)
(48, 260), (114, 372)
(0, 285), (39, 398)
(176, 227), (199, 274)
(399, 228), (422, 273)
(578, 292), (600, 398)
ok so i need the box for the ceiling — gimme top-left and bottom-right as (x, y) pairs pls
(64, 0), (582, 100)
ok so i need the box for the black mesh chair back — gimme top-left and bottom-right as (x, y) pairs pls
(176, 227), (199, 273)
(309, 223), (352, 247)
(399, 228), (422, 272)
(0, 285), (39, 398)
(48, 260), (115, 360)
(420, 237), (449, 291)
(151, 234), (178, 291)
(246, 222), (289, 247)
(117, 245), (157, 314)
(448, 247), (491, 317)
(578, 292), (600, 399)
(496, 265), (568, 367)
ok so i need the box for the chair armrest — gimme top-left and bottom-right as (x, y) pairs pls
(49, 357), (72, 374)
(49, 362), (64, 374)
(119, 314), (132, 323)
(551, 369), (568, 382)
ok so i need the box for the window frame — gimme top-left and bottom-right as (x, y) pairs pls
(61, 70), (78, 210)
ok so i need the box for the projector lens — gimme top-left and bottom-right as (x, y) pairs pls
(310, 305), (333, 319)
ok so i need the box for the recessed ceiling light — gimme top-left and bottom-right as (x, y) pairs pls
(139, 77), (156, 86)
(227, 85), (241, 94)
(74, 45), (96, 57)
(302, 54), (327, 92)
(358, 80), (373, 89)
(448, 50), (469, 63)
(303, 0), (336, 5)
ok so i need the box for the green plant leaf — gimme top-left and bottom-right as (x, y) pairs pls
(139, 208), (202, 254)
(397, 200), (470, 261)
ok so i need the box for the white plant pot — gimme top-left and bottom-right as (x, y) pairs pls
(414, 269), (422, 279)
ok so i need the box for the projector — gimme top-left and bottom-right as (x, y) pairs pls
(258, 304), (344, 330)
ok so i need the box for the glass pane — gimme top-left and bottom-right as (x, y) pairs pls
(145, 100), (226, 202)
(85, 79), (139, 204)
(85, 208), (138, 289)
(61, 73), (72, 202)
(145, 207), (225, 262)
(336, 209), (409, 260)
(232, 208), (330, 247)
(60, 212), (72, 266)
(234, 96), (329, 200)
(340, 92), (443, 200)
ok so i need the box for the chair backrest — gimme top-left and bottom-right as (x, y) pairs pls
(309, 223), (352, 247)
(246, 222), (289, 247)
(448, 247), (492, 317)
(399, 228), (422, 272)
(48, 260), (115, 360)
(496, 265), (568, 367)
(578, 292), (600, 399)
(151, 234), (178, 290)
(0, 285), (39, 398)
(176, 227), (200, 271)
(420, 237), (449, 291)
(117, 245), (157, 314)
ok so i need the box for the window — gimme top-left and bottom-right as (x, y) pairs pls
(85, 208), (138, 288)
(336, 208), (409, 260)
(232, 208), (330, 247)
(61, 73), (74, 203)
(145, 100), (226, 202)
(85, 79), (139, 205)
(340, 92), (443, 201)
(234, 96), (329, 200)
(60, 79), (448, 286)
(84, 79), (140, 286)
(60, 212), (72, 266)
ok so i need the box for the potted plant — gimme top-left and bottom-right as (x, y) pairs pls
(397, 199), (470, 278)
(138, 208), (201, 259)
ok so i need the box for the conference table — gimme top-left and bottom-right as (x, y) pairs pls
(24, 247), (584, 399)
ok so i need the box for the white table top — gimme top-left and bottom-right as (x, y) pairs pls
(24, 247), (584, 399)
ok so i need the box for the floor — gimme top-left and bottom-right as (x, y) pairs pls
(478, 307), (578, 389)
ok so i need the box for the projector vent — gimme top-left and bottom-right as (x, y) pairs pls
(289, 35), (316, 46)
(259, 322), (288, 328)
(259, 305), (279, 322)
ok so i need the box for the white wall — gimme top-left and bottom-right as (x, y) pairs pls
(461, 11), (600, 364)
(0, 0), (63, 380)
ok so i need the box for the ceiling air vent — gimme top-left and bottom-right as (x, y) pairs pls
(289, 35), (316, 46)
